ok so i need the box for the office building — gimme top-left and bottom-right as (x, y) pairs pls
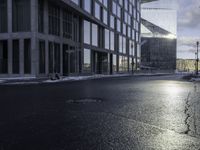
(0, 0), (142, 78)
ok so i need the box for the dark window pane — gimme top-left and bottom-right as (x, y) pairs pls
(0, 40), (8, 73)
(0, 0), (7, 33)
(38, 0), (44, 33)
(48, 42), (53, 73)
(12, 0), (30, 32)
(24, 39), (31, 74)
(39, 41), (45, 74)
(48, 3), (60, 36)
(54, 43), (60, 73)
(12, 40), (20, 74)
(63, 11), (73, 39)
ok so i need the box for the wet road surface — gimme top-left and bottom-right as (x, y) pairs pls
(0, 75), (200, 150)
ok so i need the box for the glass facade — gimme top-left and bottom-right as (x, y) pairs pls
(12, 0), (30, 32)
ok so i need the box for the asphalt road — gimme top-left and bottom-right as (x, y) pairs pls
(0, 75), (200, 150)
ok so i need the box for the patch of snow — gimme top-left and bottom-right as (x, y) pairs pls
(4, 82), (39, 85)
(190, 78), (200, 82)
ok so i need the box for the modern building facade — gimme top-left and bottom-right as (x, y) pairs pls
(140, 0), (177, 71)
(0, 0), (141, 78)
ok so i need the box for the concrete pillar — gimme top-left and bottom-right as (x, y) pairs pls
(45, 40), (49, 75)
(60, 8), (63, 75)
(7, 0), (12, 76)
(19, 39), (24, 75)
(31, 0), (38, 76)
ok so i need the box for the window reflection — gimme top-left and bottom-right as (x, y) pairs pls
(83, 49), (91, 72)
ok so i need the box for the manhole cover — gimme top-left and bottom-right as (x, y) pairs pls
(66, 98), (102, 103)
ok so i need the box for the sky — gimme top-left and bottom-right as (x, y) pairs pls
(142, 0), (200, 59)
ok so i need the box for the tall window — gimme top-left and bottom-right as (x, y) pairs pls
(92, 24), (98, 46)
(38, 0), (44, 33)
(103, 9), (108, 25)
(95, 2), (100, 20)
(0, 0), (7, 33)
(48, 3), (60, 36)
(104, 29), (110, 50)
(24, 39), (31, 74)
(84, 20), (91, 44)
(113, 54), (117, 72)
(12, 40), (20, 74)
(39, 41), (45, 74)
(83, 49), (91, 72)
(110, 31), (114, 51)
(0, 40), (8, 73)
(49, 42), (60, 73)
(84, 0), (91, 13)
(12, 0), (30, 32)
(63, 11), (73, 39)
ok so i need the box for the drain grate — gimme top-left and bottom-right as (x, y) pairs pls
(66, 98), (102, 104)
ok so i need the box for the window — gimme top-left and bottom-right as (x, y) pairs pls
(12, 0), (30, 32)
(110, 15), (115, 29)
(103, 9), (108, 25)
(0, 0), (7, 33)
(39, 41), (45, 74)
(83, 49), (91, 72)
(123, 37), (126, 54)
(48, 3), (60, 36)
(24, 39), (31, 74)
(105, 29), (110, 49)
(38, 0), (44, 33)
(92, 24), (98, 46)
(103, 0), (108, 7)
(112, 1), (117, 15)
(84, 0), (91, 13)
(117, 19), (121, 32)
(110, 31), (115, 51)
(118, 35), (123, 53)
(123, 23), (126, 35)
(117, 5), (121, 18)
(12, 40), (20, 74)
(48, 42), (60, 73)
(119, 55), (128, 72)
(63, 11), (73, 39)
(84, 20), (91, 44)
(113, 54), (117, 72)
(0, 40), (8, 73)
(95, 2), (100, 20)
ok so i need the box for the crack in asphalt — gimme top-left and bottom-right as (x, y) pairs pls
(184, 92), (191, 135)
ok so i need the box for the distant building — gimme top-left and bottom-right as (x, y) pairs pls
(140, 2), (177, 71)
(0, 0), (142, 78)
(176, 59), (200, 72)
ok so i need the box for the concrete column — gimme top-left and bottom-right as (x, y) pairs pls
(19, 39), (24, 75)
(60, 8), (63, 75)
(7, 0), (12, 76)
(31, 0), (38, 76)
(45, 40), (49, 75)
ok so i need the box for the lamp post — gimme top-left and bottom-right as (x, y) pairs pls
(196, 41), (199, 75)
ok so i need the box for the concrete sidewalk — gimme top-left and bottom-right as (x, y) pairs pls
(0, 73), (174, 85)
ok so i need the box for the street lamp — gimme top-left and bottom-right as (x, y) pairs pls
(196, 41), (199, 75)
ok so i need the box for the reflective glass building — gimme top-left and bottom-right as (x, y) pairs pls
(141, 0), (177, 71)
(0, 0), (141, 78)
